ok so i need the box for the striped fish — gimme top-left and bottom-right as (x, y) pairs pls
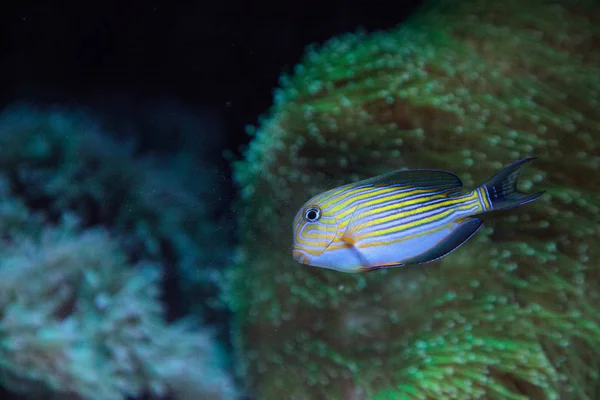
(292, 158), (544, 273)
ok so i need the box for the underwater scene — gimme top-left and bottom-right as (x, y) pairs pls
(0, 0), (599, 399)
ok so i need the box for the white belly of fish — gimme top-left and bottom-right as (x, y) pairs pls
(358, 223), (455, 267)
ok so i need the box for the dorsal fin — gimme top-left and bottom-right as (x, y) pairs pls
(353, 169), (463, 190)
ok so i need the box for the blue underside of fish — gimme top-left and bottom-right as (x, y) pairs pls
(358, 218), (483, 271)
(403, 217), (483, 265)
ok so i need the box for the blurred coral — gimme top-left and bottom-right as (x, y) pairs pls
(0, 105), (235, 399)
(0, 103), (232, 327)
(230, 0), (600, 399)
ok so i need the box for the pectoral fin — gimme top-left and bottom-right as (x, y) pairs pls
(341, 205), (362, 238)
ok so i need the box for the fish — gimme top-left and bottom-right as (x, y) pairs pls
(292, 158), (544, 273)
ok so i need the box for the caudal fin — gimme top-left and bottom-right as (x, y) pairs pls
(481, 157), (544, 212)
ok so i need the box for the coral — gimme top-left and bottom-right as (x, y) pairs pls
(230, 0), (600, 398)
(0, 106), (236, 399)
(0, 218), (235, 399)
(0, 103), (231, 326)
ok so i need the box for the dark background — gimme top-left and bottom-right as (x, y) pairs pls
(0, 0), (423, 158)
(0, 1), (422, 398)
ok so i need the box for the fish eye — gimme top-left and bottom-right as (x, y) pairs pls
(304, 207), (321, 222)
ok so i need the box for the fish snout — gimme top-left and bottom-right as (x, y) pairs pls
(292, 249), (311, 265)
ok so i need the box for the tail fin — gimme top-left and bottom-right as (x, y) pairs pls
(481, 157), (544, 212)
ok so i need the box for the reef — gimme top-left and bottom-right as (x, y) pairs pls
(230, 0), (600, 398)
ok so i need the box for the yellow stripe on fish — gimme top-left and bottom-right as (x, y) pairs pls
(292, 158), (544, 273)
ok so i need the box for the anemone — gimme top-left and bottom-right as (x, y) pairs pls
(230, 0), (600, 398)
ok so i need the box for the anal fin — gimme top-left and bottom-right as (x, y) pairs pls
(406, 218), (483, 265)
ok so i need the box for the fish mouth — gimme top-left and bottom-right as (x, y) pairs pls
(292, 249), (311, 264)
